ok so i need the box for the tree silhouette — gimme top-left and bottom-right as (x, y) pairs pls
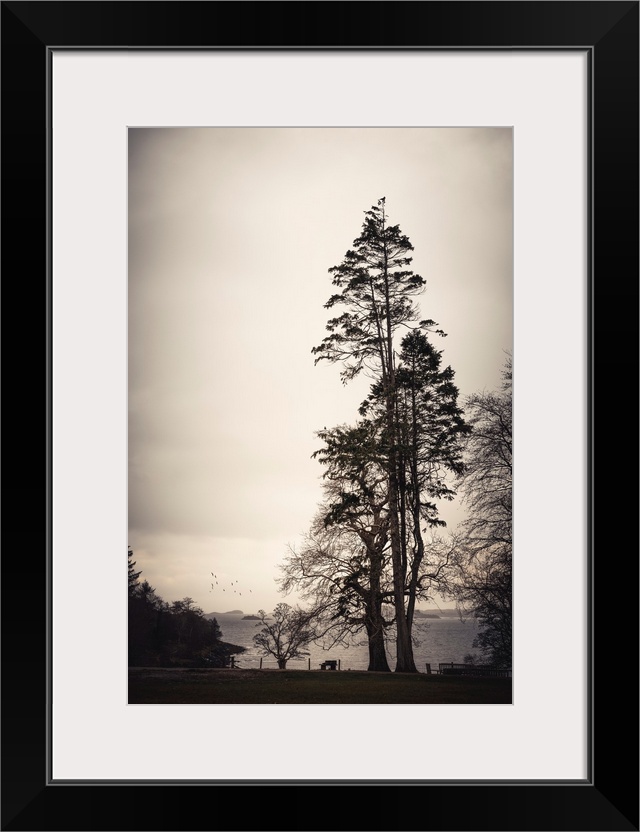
(392, 330), (469, 638)
(453, 356), (512, 668)
(282, 423), (393, 671)
(252, 603), (317, 669)
(313, 198), (464, 671)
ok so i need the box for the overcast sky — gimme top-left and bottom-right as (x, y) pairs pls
(128, 127), (512, 615)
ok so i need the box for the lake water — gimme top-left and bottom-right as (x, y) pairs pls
(214, 614), (481, 672)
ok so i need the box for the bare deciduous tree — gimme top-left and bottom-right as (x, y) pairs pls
(252, 603), (317, 669)
(452, 356), (512, 668)
(281, 499), (394, 672)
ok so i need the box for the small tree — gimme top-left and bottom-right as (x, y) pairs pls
(253, 603), (317, 669)
(211, 617), (223, 643)
(128, 546), (141, 597)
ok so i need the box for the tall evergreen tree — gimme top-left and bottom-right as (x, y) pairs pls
(313, 198), (453, 671)
(394, 331), (470, 635)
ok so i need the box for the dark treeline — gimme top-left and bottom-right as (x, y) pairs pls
(128, 548), (244, 667)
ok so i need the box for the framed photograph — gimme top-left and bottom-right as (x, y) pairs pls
(2, 2), (637, 830)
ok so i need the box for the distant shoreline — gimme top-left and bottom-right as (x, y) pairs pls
(206, 609), (456, 620)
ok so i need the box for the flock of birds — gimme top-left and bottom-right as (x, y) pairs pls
(209, 573), (252, 596)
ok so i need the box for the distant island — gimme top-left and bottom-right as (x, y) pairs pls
(242, 614), (261, 620)
(416, 608), (461, 617)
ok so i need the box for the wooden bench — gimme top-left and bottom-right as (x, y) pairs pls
(320, 660), (338, 671)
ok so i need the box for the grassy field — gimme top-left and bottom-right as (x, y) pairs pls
(128, 667), (512, 704)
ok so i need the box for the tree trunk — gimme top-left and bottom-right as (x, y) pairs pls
(386, 392), (417, 673)
(406, 393), (424, 635)
(388, 458), (417, 672)
(365, 603), (391, 672)
(380, 208), (417, 674)
(362, 527), (391, 672)
(406, 506), (424, 633)
(366, 626), (391, 672)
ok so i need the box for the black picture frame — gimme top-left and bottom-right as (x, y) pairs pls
(2, 2), (638, 830)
